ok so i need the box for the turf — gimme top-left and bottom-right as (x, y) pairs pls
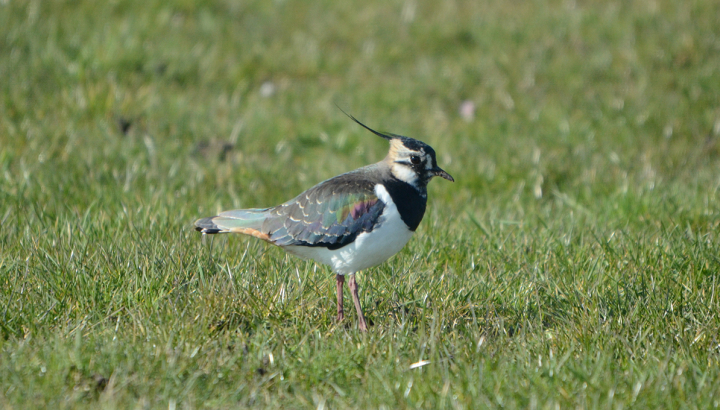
(1, 0), (720, 408)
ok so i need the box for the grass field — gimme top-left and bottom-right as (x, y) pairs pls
(2, 0), (720, 408)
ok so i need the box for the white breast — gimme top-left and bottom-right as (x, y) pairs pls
(284, 184), (414, 274)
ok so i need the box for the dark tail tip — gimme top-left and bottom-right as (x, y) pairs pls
(194, 217), (223, 234)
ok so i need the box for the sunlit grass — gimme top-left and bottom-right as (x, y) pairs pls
(1, 0), (720, 408)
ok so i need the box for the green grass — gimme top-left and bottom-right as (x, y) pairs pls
(2, 0), (720, 408)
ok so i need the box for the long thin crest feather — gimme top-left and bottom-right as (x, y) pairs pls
(335, 105), (394, 141)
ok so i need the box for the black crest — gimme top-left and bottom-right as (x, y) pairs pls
(336, 105), (432, 152)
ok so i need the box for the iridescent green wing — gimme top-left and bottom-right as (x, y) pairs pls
(263, 175), (385, 250)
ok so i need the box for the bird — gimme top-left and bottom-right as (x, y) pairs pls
(194, 113), (454, 331)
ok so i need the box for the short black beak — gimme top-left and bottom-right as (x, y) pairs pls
(433, 167), (454, 182)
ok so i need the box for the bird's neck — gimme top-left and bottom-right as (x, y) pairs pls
(382, 177), (427, 231)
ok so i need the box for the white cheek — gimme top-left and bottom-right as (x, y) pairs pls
(425, 159), (433, 170)
(391, 164), (418, 184)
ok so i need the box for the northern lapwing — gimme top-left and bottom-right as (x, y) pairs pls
(195, 113), (453, 331)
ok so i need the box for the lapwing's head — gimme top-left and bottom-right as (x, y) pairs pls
(342, 112), (454, 189)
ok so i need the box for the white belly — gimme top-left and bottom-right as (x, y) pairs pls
(284, 184), (414, 274)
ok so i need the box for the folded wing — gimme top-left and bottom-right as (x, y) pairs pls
(264, 178), (385, 250)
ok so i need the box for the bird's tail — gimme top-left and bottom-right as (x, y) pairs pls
(194, 208), (273, 242)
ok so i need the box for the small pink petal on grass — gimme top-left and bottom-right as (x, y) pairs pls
(459, 100), (475, 122)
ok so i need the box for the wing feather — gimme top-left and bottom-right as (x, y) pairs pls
(196, 170), (387, 251)
(264, 175), (384, 249)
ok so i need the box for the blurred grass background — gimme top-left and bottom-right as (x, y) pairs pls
(1, 0), (720, 408)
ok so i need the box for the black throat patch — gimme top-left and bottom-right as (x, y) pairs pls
(382, 178), (428, 231)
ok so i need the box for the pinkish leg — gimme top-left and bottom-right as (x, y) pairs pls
(336, 274), (345, 322)
(348, 273), (368, 332)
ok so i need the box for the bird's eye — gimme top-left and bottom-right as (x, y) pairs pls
(410, 156), (421, 165)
